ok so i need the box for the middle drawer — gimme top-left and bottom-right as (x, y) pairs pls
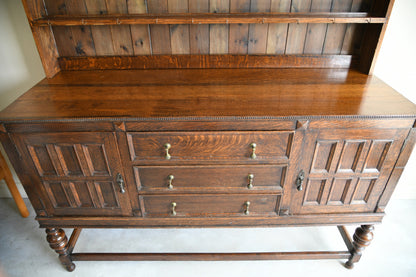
(134, 165), (286, 191)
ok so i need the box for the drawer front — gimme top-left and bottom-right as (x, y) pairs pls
(141, 194), (280, 217)
(135, 165), (286, 191)
(127, 131), (293, 162)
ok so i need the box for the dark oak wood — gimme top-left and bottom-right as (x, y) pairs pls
(135, 165), (285, 191)
(32, 13), (386, 26)
(71, 251), (351, 261)
(58, 55), (355, 70)
(2, 0), (415, 271)
(345, 225), (375, 269)
(1, 68), (415, 122)
(338, 225), (354, 253)
(46, 228), (75, 272)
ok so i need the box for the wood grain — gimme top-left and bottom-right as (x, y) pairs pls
(44, 0), (78, 56)
(248, 0), (270, 54)
(135, 165), (286, 190)
(57, 54), (355, 70)
(22, 0), (60, 77)
(189, 0), (209, 54)
(105, 0), (134, 55)
(148, 0), (171, 54)
(209, 0), (229, 54)
(323, 0), (353, 55)
(229, 0), (250, 54)
(128, 0), (151, 55)
(168, 0), (190, 54)
(1, 68), (415, 121)
(285, 0), (312, 54)
(304, 0), (332, 54)
(85, 0), (114, 55)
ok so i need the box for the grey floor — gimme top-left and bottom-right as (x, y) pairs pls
(0, 199), (415, 277)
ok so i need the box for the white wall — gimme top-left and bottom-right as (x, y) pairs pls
(0, 0), (415, 199)
(373, 0), (416, 199)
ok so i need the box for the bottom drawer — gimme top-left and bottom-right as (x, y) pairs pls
(140, 194), (281, 217)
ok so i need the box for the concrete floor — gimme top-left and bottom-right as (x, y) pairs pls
(0, 199), (415, 277)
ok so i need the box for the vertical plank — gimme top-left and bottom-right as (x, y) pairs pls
(85, 0), (114, 56)
(168, 0), (190, 54)
(65, 0), (96, 56)
(209, 0), (230, 54)
(128, 0), (151, 55)
(341, 0), (368, 54)
(189, 0), (209, 54)
(22, 0), (60, 77)
(229, 0), (250, 54)
(105, 0), (134, 55)
(44, 0), (78, 57)
(323, 0), (353, 55)
(148, 0), (171, 54)
(248, 0), (271, 54)
(303, 0), (332, 54)
(285, 0), (312, 54)
(267, 0), (292, 54)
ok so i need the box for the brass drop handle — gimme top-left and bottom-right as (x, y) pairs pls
(116, 173), (126, 194)
(247, 174), (254, 189)
(244, 201), (250, 215)
(171, 202), (177, 216)
(168, 174), (174, 189)
(164, 143), (171, 160)
(296, 170), (305, 191)
(250, 143), (257, 159)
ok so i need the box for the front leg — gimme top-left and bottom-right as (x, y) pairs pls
(345, 225), (374, 269)
(46, 228), (75, 272)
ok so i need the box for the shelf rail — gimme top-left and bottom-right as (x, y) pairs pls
(32, 12), (387, 26)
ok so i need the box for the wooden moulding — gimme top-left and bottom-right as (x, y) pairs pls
(59, 55), (355, 70)
(36, 213), (384, 228)
(32, 13), (387, 26)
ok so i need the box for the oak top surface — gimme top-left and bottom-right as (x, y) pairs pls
(1, 68), (415, 122)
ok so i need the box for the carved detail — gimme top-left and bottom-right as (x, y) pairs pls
(46, 228), (75, 272)
(0, 123), (6, 133)
(345, 225), (374, 269)
(113, 121), (126, 131)
(279, 208), (290, 216)
(296, 120), (309, 130)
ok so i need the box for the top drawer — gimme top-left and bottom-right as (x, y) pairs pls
(127, 132), (293, 163)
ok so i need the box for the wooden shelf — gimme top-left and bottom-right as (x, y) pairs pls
(32, 12), (386, 26)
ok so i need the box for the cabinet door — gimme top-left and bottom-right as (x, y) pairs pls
(13, 132), (131, 216)
(290, 128), (408, 214)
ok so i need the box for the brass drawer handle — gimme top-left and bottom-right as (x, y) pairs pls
(171, 202), (177, 216)
(244, 201), (250, 215)
(116, 173), (126, 194)
(296, 170), (305, 191)
(250, 143), (257, 159)
(168, 174), (174, 189)
(164, 143), (171, 160)
(247, 174), (254, 189)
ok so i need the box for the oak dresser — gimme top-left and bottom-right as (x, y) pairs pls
(1, 0), (415, 271)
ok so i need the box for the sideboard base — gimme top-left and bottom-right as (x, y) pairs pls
(48, 225), (374, 272)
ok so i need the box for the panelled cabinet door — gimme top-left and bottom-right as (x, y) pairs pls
(12, 132), (131, 216)
(291, 128), (408, 214)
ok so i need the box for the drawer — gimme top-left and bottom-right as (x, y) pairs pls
(127, 131), (293, 163)
(140, 194), (281, 217)
(134, 165), (286, 191)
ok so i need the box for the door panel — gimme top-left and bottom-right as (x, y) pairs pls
(13, 132), (131, 216)
(291, 128), (407, 214)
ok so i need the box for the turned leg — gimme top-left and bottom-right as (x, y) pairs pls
(46, 228), (75, 272)
(345, 225), (374, 269)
